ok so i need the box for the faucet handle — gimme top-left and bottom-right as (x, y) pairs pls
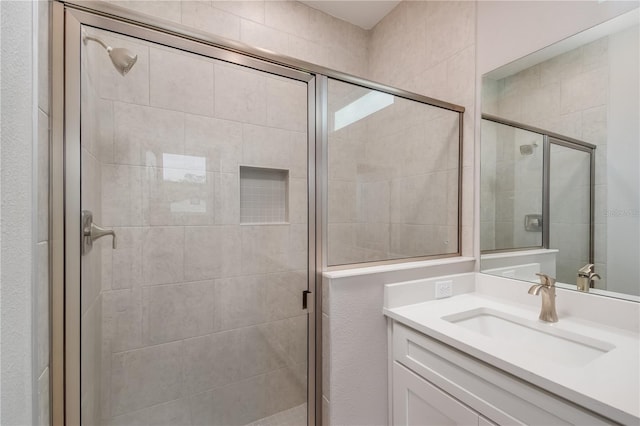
(578, 263), (595, 275)
(535, 273), (556, 287)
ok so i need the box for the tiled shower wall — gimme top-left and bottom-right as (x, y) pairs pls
(82, 27), (310, 425)
(103, 0), (368, 78)
(479, 119), (544, 252)
(367, 0), (476, 259)
(327, 80), (460, 266)
(479, 118), (497, 251)
(483, 36), (610, 286)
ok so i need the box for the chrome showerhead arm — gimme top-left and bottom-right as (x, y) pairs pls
(81, 29), (138, 76)
(82, 31), (110, 52)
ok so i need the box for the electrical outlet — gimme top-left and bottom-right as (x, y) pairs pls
(435, 280), (453, 299)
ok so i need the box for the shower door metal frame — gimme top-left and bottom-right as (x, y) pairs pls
(546, 136), (596, 265)
(52, 3), (318, 425)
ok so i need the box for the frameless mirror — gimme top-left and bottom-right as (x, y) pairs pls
(480, 9), (639, 300)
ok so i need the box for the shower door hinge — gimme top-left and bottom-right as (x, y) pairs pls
(302, 290), (313, 312)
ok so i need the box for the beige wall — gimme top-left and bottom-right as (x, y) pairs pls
(2, 0), (50, 424)
(37, 1), (51, 425)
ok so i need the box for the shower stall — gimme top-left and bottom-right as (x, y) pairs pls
(63, 13), (314, 426)
(50, 3), (465, 425)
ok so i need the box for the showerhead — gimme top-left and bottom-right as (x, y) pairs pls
(107, 47), (138, 76)
(519, 142), (538, 156)
(82, 31), (138, 76)
(520, 145), (534, 155)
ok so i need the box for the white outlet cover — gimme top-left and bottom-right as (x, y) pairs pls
(435, 280), (453, 299)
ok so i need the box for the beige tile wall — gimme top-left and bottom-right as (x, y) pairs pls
(479, 119), (497, 251)
(481, 122), (545, 252)
(327, 79), (461, 266)
(368, 1), (477, 260)
(104, 0), (368, 77)
(83, 27), (309, 425)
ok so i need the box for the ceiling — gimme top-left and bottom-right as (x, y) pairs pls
(299, 1), (401, 30)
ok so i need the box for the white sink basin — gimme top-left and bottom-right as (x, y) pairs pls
(442, 308), (616, 367)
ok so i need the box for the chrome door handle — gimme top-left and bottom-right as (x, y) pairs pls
(88, 223), (117, 248)
(81, 210), (116, 255)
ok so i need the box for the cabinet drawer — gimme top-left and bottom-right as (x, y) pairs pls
(393, 322), (613, 426)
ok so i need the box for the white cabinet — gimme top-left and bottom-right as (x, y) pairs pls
(393, 362), (479, 426)
(390, 322), (613, 426)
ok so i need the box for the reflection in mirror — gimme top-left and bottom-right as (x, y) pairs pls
(480, 9), (639, 300)
(161, 153), (208, 214)
(480, 120), (544, 252)
(549, 143), (592, 285)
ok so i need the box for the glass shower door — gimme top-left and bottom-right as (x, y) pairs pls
(548, 140), (593, 286)
(79, 25), (310, 426)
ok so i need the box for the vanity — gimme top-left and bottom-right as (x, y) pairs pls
(383, 273), (640, 425)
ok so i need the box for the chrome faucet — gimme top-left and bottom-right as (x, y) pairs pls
(577, 264), (601, 292)
(528, 273), (558, 323)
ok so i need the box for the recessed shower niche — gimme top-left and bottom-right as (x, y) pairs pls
(240, 166), (290, 224)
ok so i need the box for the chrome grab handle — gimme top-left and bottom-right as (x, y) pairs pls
(81, 210), (116, 255)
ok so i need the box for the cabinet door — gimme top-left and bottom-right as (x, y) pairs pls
(393, 362), (479, 426)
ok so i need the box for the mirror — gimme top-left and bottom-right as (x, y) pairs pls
(480, 9), (639, 300)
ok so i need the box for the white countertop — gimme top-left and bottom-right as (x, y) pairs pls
(383, 274), (640, 425)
